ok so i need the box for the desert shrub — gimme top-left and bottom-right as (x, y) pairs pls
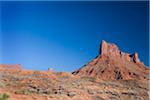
(144, 75), (149, 79)
(15, 90), (32, 95)
(0, 93), (9, 100)
(0, 82), (5, 88)
(81, 76), (96, 82)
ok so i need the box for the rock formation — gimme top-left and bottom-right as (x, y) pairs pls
(100, 40), (120, 57)
(0, 64), (22, 73)
(72, 40), (149, 80)
(0, 41), (149, 100)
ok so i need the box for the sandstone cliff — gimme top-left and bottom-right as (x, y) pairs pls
(72, 40), (149, 80)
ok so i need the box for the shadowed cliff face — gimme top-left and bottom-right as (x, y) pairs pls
(72, 40), (149, 80)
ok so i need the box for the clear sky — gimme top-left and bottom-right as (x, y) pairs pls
(0, 1), (149, 72)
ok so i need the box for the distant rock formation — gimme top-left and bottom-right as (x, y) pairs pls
(72, 40), (149, 80)
(0, 64), (22, 71)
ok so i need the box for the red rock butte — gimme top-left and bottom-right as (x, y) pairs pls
(72, 40), (149, 80)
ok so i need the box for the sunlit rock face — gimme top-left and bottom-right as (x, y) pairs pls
(0, 40), (149, 100)
(100, 40), (120, 57)
(72, 40), (149, 80)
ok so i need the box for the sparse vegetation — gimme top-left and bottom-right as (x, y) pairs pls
(0, 82), (5, 88)
(0, 61), (149, 99)
(0, 93), (9, 100)
(15, 90), (32, 95)
(81, 76), (96, 82)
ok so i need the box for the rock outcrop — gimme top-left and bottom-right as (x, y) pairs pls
(72, 40), (149, 80)
(100, 40), (120, 57)
(0, 41), (149, 100)
(0, 64), (22, 73)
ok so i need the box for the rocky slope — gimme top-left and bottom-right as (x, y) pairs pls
(72, 40), (149, 80)
(0, 40), (149, 100)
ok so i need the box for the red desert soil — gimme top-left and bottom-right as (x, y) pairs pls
(0, 40), (149, 100)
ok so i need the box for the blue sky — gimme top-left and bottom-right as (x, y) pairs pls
(0, 1), (149, 72)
